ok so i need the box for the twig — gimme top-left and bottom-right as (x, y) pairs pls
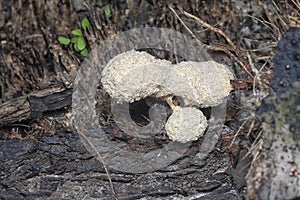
(182, 10), (255, 79)
(247, 51), (258, 78)
(78, 131), (118, 200)
(291, 0), (300, 11)
(259, 1), (283, 38)
(229, 119), (248, 148)
(183, 11), (238, 51)
(288, 15), (300, 27)
(246, 116), (256, 137)
(167, 5), (205, 46)
(237, 13), (279, 41)
(244, 129), (263, 160)
(252, 58), (269, 96)
(168, 6), (254, 79)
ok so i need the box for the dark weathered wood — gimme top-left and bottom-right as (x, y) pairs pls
(0, 87), (72, 126)
(28, 88), (72, 118)
(0, 132), (242, 200)
(0, 96), (31, 125)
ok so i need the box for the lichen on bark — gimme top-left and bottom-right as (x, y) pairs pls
(247, 28), (300, 200)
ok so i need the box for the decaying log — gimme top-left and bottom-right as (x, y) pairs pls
(0, 87), (72, 126)
(0, 131), (243, 200)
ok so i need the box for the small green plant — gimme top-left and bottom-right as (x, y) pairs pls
(103, 4), (111, 18)
(58, 17), (91, 57)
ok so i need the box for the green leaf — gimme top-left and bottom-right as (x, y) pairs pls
(82, 17), (91, 32)
(77, 36), (86, 51)
(58, 37), (70, 45)
(104, 4), (111, 18)
(81, 48), (89, 57)
(71, 29), (83, 36)
(74, 43), (79, 52)
(71, 37), (78, 44)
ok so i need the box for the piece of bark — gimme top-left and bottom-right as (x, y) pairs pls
(28, 88), (72, 119)
(247, 28), (300, 200)
(0, 87), (72, 126)
(0, 96), (31, 125)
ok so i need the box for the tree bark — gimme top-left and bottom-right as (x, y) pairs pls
(247, 28), (300, 200)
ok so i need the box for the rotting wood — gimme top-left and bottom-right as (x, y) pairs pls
(0, 87), (72, 126)
(0, 96), (31, 125)
(0, 78), (254, 126)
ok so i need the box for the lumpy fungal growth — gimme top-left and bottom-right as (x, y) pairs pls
(165, 106), (208, 143)
(101, 50), (233, 143)
(172, 61), (234, 107)
(101, 50), (172, 102)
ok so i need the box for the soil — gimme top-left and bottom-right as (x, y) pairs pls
(0, 0), (299, 199)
